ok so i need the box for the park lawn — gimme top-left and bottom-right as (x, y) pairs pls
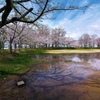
(45, 49), (100, 54)
(0, 49), (46, 78)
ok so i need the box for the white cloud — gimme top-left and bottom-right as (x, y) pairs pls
(80, 0), (89, 6)
(42, 4), (100, 39)
(53, 4), (100, 39)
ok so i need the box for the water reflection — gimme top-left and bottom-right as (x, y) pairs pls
(23, 53), (100, 100)
(32, 53), (100, 62)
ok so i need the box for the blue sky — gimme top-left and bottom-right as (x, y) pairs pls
(42, 0), (100, 39)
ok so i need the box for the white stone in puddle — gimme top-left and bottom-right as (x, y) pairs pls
(17, 80), (25, 86)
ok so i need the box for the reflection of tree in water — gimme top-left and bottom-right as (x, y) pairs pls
(77, 54), (100, 62)
(77, 54), (90, 62)
(52, 54), (100, 63)
(25, 66), (87, 89)
(32, 54), (100, 62)
(32, 54), (74, 62)
(23, 53), (100, 100)
(95, 54), (100, 60)
(31, 54), (100, 74)
(23, 65), (100, 100)
(27, 54), (100, 87)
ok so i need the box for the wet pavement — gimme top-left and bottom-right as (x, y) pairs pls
(0, 54), (100, 100)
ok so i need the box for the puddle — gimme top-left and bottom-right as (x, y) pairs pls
(0, 53), (100, 100)
(88, 59), (100, 70)
(23, 54), (100, 100)
(72, 56), (82, 62)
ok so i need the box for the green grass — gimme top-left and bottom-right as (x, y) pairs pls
(0, 49), (46, 78)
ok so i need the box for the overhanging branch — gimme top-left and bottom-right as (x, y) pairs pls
(0, 6), (6, 13)
(13, 0), (30, 3)
(0, 0), (13, 27)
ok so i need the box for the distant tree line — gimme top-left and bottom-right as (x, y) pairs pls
(79, 33), (100, 48)
(0, 23), (100, 53)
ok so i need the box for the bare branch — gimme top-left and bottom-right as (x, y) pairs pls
(18, 8), (33, 19)
(0, 0), (13, 27)
(0, 6), (6, 13)
(0, 7), (33, 28)
(15, 0), (49, 24)
(18, 3), (38, 16)
(44, 5), (89, 13)
(13, 0), (30, 3)
(13, 5), (22, 15)
(0, 0), (89, 28)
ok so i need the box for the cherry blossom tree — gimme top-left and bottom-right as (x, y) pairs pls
(79, 33), (91, 48)
(23, 26), (38, 48)
(96, 37), (100, 48)
(51, 27), (66, 48)
(79, 33), (97, 48)
(64, 37), (74, 47)
(0, 28), (7, 49)
(90, 34), (97, 48)
(37, 25), (50, 48)
(4, 22), (27, 53)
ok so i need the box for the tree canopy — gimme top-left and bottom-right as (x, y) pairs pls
(0, 0), (88, 28)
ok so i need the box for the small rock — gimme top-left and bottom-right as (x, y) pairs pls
(17, 80), (25, 86)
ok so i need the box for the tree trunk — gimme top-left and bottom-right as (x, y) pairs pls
(9, 43), (13, 54)
(14, 43), (17, 52)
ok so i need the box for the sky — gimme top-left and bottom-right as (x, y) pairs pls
(42, 0), (100, 39)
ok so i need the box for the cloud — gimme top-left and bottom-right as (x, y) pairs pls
(42, 1), (100, 39)
(51, 4), (100, 39)
(79, 0), (89, 6)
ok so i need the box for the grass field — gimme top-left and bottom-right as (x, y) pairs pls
(0, 49), (45, 78)
(45, 49), (100, 54)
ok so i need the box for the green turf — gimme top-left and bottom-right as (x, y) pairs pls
(0, 49), (45, 78)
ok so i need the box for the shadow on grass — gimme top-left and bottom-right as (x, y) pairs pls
(20, 48), (47, 55)
(0, 69), (31, 78)
(0, 70), (22, 75)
